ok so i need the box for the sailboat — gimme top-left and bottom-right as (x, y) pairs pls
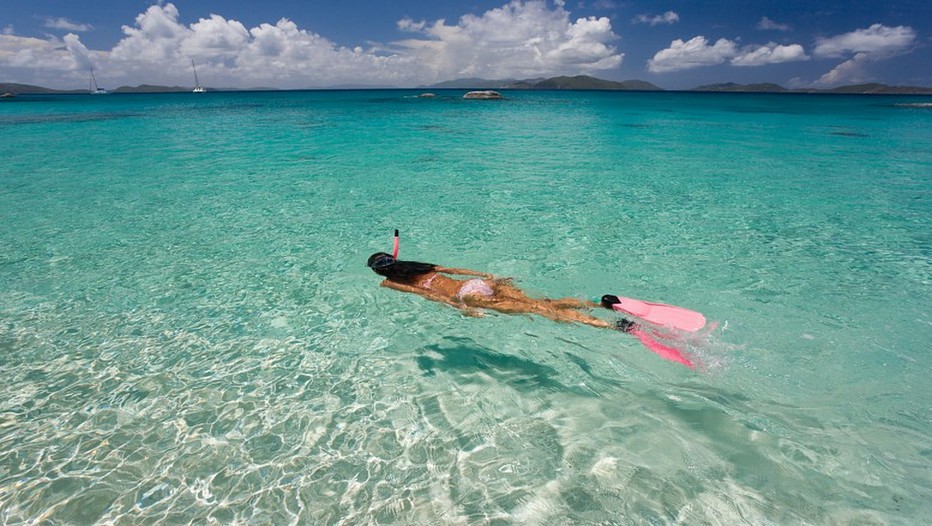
(89, 68), (108, 94)
(191, 60), (206, 93)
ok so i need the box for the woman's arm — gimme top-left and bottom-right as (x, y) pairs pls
(433, 266), (494, 279)
(381, 280), (483, 316)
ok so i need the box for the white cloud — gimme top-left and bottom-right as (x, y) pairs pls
(63, 33), (94, 71)
(0, 32), (103, 86)
(2, 25), (14, 36)
(813, 24), (915, 58)
(0, 1), (622, 88)
(817, 52), (871, 86)
(396, 0), (622, 79)
(44, 17), (93, 32)
(633, 11), (679, 26)
(647, 36), (736, 72)
(1, 34), (55, 69)
(104, 5), (385, 87)
(732, 43), (808, 66)
(0, 34), (57, 69)
(397, 19), (426, 33)
(811, 24), (916, 86)
(649, 36), (809, 72)
(757, 17), (790, 32)
(110, 4), (190, 65)
(184, 14), (250, 59)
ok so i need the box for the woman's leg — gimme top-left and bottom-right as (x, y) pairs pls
(493, 283), (536, 301)
(544, 297), (597, 309)
(529, 304), (614, 328)
(465, 295), (613, 329)
(494, 284), (595, 310)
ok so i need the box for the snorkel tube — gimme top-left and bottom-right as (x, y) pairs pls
(366, 230), (400, 270)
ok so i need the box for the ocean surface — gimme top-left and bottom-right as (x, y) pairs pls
(0, 89), (929, 524)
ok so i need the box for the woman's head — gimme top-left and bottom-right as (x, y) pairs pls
(367, 252), (436, 281)
(367, 252), (395, 270)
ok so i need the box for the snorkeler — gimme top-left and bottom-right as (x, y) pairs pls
(366, 251), (614, 328)
(366, 231), (707, 369)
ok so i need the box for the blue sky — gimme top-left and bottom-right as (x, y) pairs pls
(2, 1), (929, 89)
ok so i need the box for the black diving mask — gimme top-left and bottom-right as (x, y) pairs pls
(367, 254), (396, 269)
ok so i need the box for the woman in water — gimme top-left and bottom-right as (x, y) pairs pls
(367, 237), (700, 369)
(366, 252), (616, 328)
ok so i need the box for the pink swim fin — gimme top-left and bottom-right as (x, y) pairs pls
(630, 328), (695, 369)
(602, 294), (706, 332)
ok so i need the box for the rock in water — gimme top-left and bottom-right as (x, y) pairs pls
(463, 90), (503, 99)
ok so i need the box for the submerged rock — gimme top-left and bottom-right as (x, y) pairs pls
(463, 90), (503, 100)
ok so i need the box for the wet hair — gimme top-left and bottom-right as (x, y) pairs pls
(367, 252), (437, 283)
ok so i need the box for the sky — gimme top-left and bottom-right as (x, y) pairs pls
(1, 0), (929, 90)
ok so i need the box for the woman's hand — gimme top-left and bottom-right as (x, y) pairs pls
(462, 307), (485, 317)
(492, 277), (515, 286)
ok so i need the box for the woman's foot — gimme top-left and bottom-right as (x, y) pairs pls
(615, 319), (637, 333)
(601, 294), (622, 309)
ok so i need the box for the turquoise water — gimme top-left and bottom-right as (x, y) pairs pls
(1, 90), (929, 524)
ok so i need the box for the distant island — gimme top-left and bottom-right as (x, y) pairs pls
(423, 76), (662, 91)
(112, 84), (195, 93)
(0, 82), (71, 94)
(692, 82), (932, 95)
(0, 82), (193, 95)
(3, 75), (932, 95)
(424, 76), (932, 94)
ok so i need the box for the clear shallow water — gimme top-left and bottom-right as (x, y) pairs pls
(0, 90), (930, 524)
